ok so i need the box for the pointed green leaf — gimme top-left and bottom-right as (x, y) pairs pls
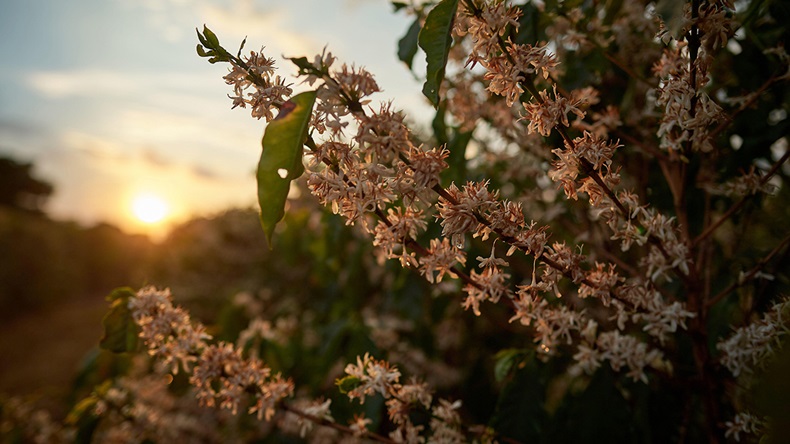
(398, 18), (422, 70)
(100, 288), (139, 353)
(391, 1), (409, 12)
(418, 0), (459, 107)
(494, 348), (525, 383)
(201, 25), (220, 49)
(237, 36), (247, 57)
(258, 91), (317, 247)
(288, 56), (315, 75)
(196, 44), (210, 58)
(196, 26), (232, 63)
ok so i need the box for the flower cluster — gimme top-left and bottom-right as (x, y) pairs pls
(705, 166), (778, 197)
(338, 354), (471, 443)
(522, 86), (588, 136)
(91, 374), (228, 443)
(280, 398), (334, 438)
(455, 0), (558, 106)
(224, 48), (293, 121)
(717, 297), (790, 377)
(130, 286), (211, 374)
(724, 412), (765, 443)
(342, 352), (402, 403)
(129, 287), (294, 420)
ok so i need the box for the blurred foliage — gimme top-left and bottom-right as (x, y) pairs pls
(0, 208), (153, 320)
(0, 157), (53, 213)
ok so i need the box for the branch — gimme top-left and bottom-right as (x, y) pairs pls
(279, 403), (396, 444)
(705, 232), (790, 308)
(693, 148), (790, 246)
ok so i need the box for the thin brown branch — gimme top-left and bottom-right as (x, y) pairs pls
(705, 232), (790, 309)
(693, 147), (790, 246)
(611, 128), (669, 163)
(280, 403), (396, 443)
(708, 74), (781, 141)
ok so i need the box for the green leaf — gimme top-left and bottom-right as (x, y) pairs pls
(398, 18), (422, 70)
(418, 0), (459, 107)
(446, 128), (472, 184)
(66, 395), (101, 443)
(432, 102), (450, 146)
(754, 341), (790, 440)
(196, 26), (232, 64)
(433, 103), (472, 187)
(489, 354), (547, 442)
(336, 375), (362, 394)
(288, 56), (315, 75)
(654, 0), (686, 39)
(237, 36), (247, 58)
(548, 368), (637, 443)
(66, 396), (99, 425)
(99, 288), (139, 353)
(201, 25), (220, 49)
(494, 348), (525, 383)
(258, 91), (317, 247)
(196, 44), (210, 58)
(391, 1), (409, 12)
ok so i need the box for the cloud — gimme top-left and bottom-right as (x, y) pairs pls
(26, 69), (222, 100)
(189, 163), (222, 180)
(49, 128), (256, 230)
(141, 148), (173, 167)
(198, 1), (317, 60)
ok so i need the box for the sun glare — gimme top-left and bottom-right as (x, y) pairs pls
(132, 194), (170, 224)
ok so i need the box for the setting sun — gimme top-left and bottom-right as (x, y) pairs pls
(131, 194), (170, 224)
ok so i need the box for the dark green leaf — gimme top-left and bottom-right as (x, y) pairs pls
(196, 26), (232, 63)
(432, 103), (450, 146)
(196, 44), (210, 58)
(754, 341), (790, 440)
(654, 0), (686, 39)
(602, 0), (625, 26)
(99, 288), (139, 353)
(258, 91), (317, 247)
(445, 127), (472, 186)
(494, 348), (524, 383)
(67, 396), (101, 443)
(336, 375), (362, 394)
(201, 25), (220, 49)
(548, 368), (636, 443)
(398, 18), (422, 70)
(288, 56), (316, 75)
(418, 0), (459, 107)
(66, 396), (99, 425)
(236, 37), (248, 58)
(391, 1), (409, 12)
(489, 354), (546, 442)
(433, 103), (472, 187)
(105, 286), (134, 302)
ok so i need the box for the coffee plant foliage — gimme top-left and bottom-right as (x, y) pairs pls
(2, 1), (789, 443)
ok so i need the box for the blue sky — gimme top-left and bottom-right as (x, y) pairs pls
(0, 0), (429, 236)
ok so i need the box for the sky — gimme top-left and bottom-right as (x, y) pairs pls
(0, 0), (431, 237)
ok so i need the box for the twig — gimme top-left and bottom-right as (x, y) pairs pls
(693, 148), (790, 246)
(280, 403), (396, 443)
(705, 232), (790, 308)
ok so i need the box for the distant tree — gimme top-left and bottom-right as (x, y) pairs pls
(0, 156), (53, 213)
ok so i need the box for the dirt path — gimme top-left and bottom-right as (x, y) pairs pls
(0, 296), (108, 399)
